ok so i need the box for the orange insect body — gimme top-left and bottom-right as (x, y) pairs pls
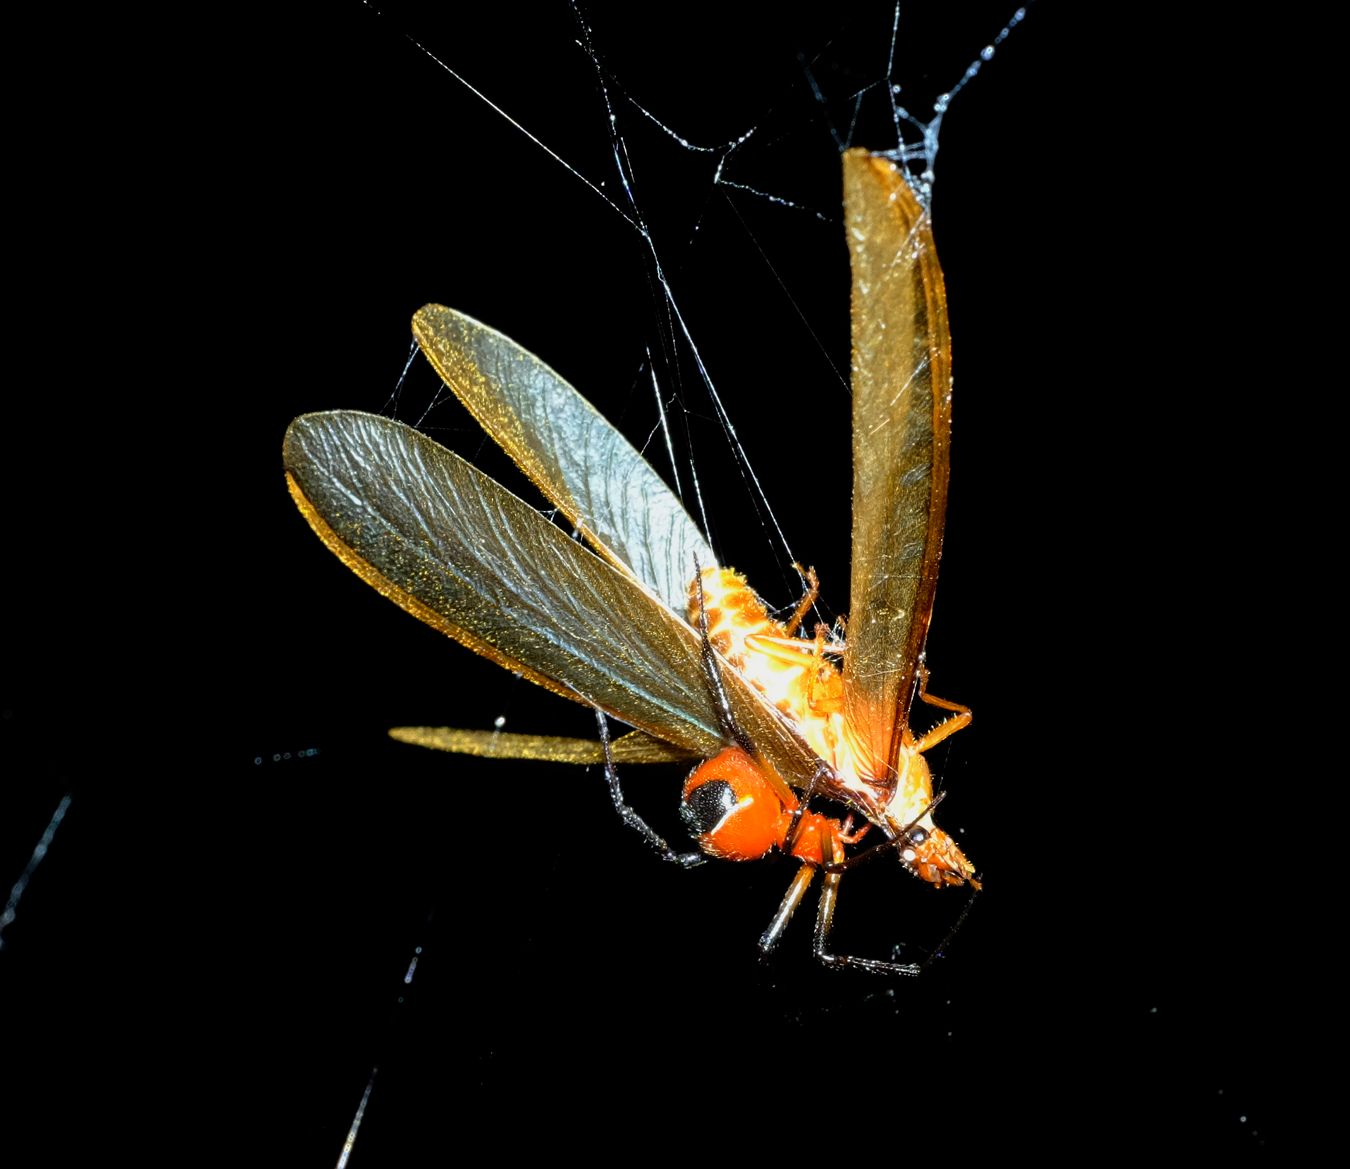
(695, 567), (974, 887)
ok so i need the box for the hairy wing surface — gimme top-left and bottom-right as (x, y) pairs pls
(413, 305), (715, 614)
(841, 151), (954, 784)
(284, 411), (810, 800)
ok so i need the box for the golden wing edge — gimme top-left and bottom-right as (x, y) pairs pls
(285, 423), (810, 807)
(888, 158), (954, 741)
(841, 150), (954, 777)
(286, 469), (586, 707)
(389, 726), (698, 764)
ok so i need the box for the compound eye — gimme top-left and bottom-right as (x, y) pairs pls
(899, 826), (928, 863)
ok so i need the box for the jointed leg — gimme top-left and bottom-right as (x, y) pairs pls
(819, 791), (947, 873)
(759, 862), (816, 954)
(812, 832), (921, 976)
(782, 565), (820, 637)
(595, 710), (705, 868)
(781, 760), (833, 853)
(912, 661), (972, 753)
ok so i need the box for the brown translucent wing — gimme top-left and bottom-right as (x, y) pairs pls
(412, 305), (716, 614)
(841, 150), (953, 785)
(284, 411), (810, 801)
(388, 727), (697, 764)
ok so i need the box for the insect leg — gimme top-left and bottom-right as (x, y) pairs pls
(823, 791), (948, 872)
(813, 832), (921, 976)
(782, 760), (832, 852)
(911, 661), (972, 753)
(595, 710), (705, 868)
(758, 862), (816, 954)
(781, 565), (820, 636)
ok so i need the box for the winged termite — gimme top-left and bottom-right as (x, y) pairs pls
(283, 148), (975, 974)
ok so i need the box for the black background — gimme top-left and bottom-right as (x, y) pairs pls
(4, 2), (1303, 1159)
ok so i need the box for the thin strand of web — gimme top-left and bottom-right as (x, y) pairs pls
(570, 4), (727, 549)
(943, 7), (1027, 107)
(648, 356), (686, 505)
(569, 4), (1031, 576)
(335, 1068), (377, 1169)
(595, 49), (829, 218)
(721, 193), (849, 398)
(381, 338), (458, 438)
(0, 792), (72, 950)
(368, 0), (723, 544)
(717, 179), (831, 222)
(362, 0), (639, 234)
(572, 4), (887, 575)
(364, 0), (843, 571)
(381, 341), (421, 418)
(801, 54), (847, 152)
(369, 2), (1028, 581)
(570, 3), (803, 569)
(415, 369), (455, 429)
(332, 938), (428, 1167)
(867, 4), (1031, 203)
(622, 87), (756, 155)
(885, 2), (904, 139)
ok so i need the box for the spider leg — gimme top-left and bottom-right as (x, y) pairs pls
(812, 831), (921, 976)
(595, 709), (705, 868)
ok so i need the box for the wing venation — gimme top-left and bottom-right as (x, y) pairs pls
(841, 150), (953, 784)
(284, 411), (812, 801)
(413, 305), (716, 613)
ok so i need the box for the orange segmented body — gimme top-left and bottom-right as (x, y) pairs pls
(693, 567), (973, 887)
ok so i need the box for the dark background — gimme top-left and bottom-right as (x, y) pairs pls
(4, 2), (1301, 1159)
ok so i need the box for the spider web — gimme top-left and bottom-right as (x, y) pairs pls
(291, 4), (1029, 1160)
(2, 2), (1289, 1160)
